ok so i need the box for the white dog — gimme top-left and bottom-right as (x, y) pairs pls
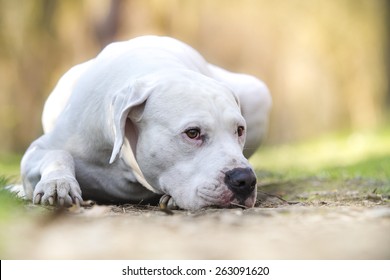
(21, 36), (271, 210)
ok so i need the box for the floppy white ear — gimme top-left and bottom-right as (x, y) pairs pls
(109, 80), (158, 193)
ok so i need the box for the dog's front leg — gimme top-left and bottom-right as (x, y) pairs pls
(21, 141), (83, 206)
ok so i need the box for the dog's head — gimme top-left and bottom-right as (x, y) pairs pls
(110, 71), (257, 210)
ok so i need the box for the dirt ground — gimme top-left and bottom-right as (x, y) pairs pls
(2, 186), (390, 259)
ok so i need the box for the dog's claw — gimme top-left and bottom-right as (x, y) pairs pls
(58, 197), (65, 207)
(48, 196), (55, 205)
(74, 197), (81, 207)
(33, 193), (42, 204)
(159, 194), (179, 211)
(159, 194), (170, 208)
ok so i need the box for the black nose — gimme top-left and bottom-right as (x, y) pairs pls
(224, 167), (257, 199)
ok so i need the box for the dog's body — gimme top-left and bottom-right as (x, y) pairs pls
(21, 36), (271, 210)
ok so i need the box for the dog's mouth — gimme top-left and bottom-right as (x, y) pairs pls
(197, 186), (257, 210)
(221, 191), (257, 209)
(159, 192), (255, 211)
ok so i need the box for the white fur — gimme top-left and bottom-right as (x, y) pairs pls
(21, 36), (271, 210)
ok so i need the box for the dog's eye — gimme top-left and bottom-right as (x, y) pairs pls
(185, 128), (201, 139)
(237, 126), (245, 137)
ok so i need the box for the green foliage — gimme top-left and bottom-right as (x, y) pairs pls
(252, 127), (390, 178)
(251, 127), (390, 199)
(0, 153), (21, 180)
(0, 176), (25, 223)
(322, 155), (390, 181)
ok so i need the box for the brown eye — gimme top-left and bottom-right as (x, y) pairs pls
(185, 128), (201, 139)
(237, 126), (245, 137)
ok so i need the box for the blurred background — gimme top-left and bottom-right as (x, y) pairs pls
(0, 0), (389, 153)
(1, 1), (389, 261)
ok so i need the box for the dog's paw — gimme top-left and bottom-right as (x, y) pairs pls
(33, 175), (83, 207)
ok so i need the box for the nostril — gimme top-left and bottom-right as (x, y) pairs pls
(225, 167), (257, 197)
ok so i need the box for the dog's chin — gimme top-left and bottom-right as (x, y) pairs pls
(195, 189), (257, 210)
(218, 193), (256, 209)
(229, 194), (256, 209)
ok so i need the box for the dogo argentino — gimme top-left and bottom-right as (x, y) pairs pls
(21, 36), (271, 210)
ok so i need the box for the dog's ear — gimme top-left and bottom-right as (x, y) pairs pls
(109, 79), (157, 192)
